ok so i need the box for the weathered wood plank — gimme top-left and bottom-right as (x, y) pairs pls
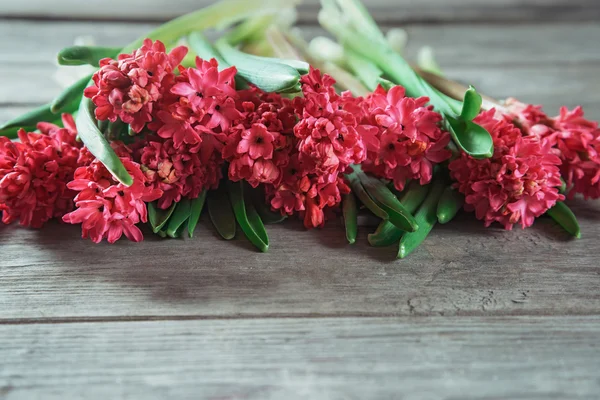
(0, 200), (598, 320)
(1, 21), (599, 120)
(3, 21), (600, 66)
(1, 0), (599, 22)
(1, 316), (599, 399)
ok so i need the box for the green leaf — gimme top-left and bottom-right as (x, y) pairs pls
(57, 46), (120, 67)
(398, 180), (446, 259)
(355, 167), (418, 232)
(107, 119), (127, 140)
(244, 193), (269, 250)
(215, 38), (300, 93)
(342, 193), (358, 244)
(447, 116), (494, 159)
(436, 186), (464, 224)
(367, 180), (430, 247)
(51, 73), (92, 113)
(148, 202), (177, 234)
(188, 191), (207, 238)
(0, 125), (35, 139)
(0, 103), (73, 133)
(546, 201), (581, 238)
(207, 185), (237, 240)
(227, 180), (269, 252)
(188, 31), (230, 67)
(167, 199), (192, 238)
(247, 54), (310, 75)
(251, 186), (287, 224)
(559, 177), (567, 194)
(97, 119), (109, 133)
(121, 0), (298, 53)
(368, 221), (402, 247)
(318, 10), (495, 160)
(75, 97), (133, 185)
(460, 86), (483, 122)
(346, 169), (388, 220)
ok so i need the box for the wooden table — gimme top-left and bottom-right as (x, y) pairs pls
(1, 1), (599, 399)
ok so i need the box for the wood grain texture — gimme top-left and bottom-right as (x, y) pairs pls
(1, 200), (598, 320)
(3, 21), (600, 66)
(1, 316), (599, 400)
(1, 0), (599, 23)
(1, 21), (599, 121)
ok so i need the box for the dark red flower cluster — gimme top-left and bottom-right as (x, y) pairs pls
(0, 115), (82, 228)
(7, 39), (598, 243)
(135, 57), (242, 210)
(449, 109), (564, 230)
(358, 85), (451, 192)
(222, 87), (296, 189)
(506, 98), (600, 199)
(261, 68), (369, 228)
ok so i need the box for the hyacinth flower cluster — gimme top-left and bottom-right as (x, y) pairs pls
(0, 0), (598, 259)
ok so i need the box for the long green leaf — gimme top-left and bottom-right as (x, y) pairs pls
(460, 86), (483, 121)
(76, 97), (133, 186)
(247, 54), (310, 75)
(167, 199), (192, 238)
(398, 180), (446, 259)
(188, 191), (208, 238)
(319, 8), (494, 158)
(346, 169), (388, 220)
(0, 125), (35, 139)
(207, 185), (237, 240)
(244, 191), (269, 249)
(57, 46), (120, 67)
(546, 201), (581, 238)
(447, 116), (494, 159)
(188, 32), (229, 66)
(121, 0), (298, 53)
(436, 186), (464, 224)
(355, 167), (418, 232)
(368, 181), (430, 247)
(0, 103), (71, 132)
(342, 193), (358, 244)
(251, 186), (287, 224)
(51, 73), (92, 113)
(228, 180), (269, 252)
(148, 202), (177, 234)
(215, 38), (300, 93)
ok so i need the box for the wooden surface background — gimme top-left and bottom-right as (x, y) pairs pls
(1, 1), (599, 399)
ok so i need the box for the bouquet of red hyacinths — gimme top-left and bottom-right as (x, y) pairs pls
(1, 0), (598, 258)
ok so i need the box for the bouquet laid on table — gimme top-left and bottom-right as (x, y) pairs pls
(1, 0), (598, 258)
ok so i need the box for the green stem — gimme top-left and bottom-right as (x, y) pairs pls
(122, 0), (297, 53)
(319, 11), (459, 116)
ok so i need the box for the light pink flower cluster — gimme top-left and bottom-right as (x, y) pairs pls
(0, 115), (82, 228)
(506, 98), (600, 199)
(84, 39), (188, 133)
(359, 85), (451, 192)
(449, 109), (564, 230)
(63, 144), (162, 243)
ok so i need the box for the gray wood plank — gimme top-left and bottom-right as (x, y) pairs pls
(3, 21), (600, 66)
(0, 200), (598, 320)
(1, 21), (599, 121)
(1, 0), (599, 22)
(1, 316), (599, 400)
